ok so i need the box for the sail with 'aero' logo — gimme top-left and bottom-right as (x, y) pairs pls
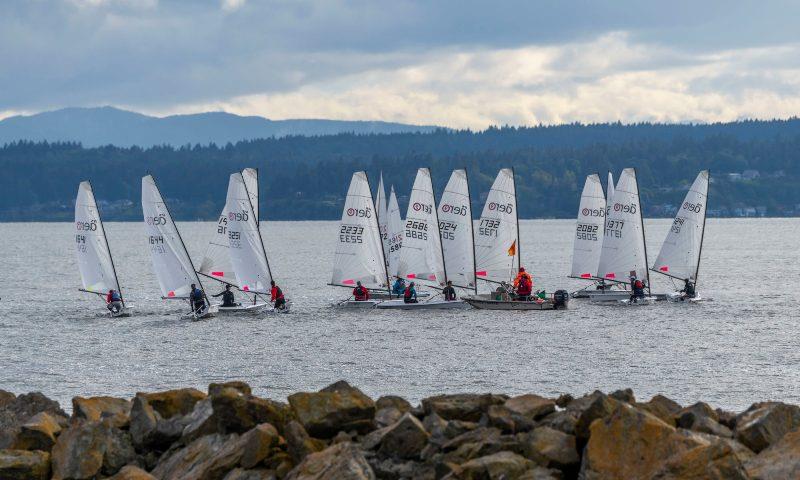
(570, 174), (606, 279)
(75, 181), (123, 299)
(438, 169), (476, 291)
(330, 172), (388, 289)
(197, 168), (258, 286)
(142, 175), (203, 299)
(652, 170), (709, 283)
(225, 172), (273, 294)
(396, 168), (446, 286)
(597, 168), (649, 284)
(474, 168), (520, 283)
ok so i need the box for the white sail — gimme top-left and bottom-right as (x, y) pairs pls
(438, 169), (476, 290)
(242, 167), (259, 224)
(597, 168), (649, 283)
(331, 172), (388, 289)
(652, 170), (709, 282)
(198, 168), (258, 286)
(142, 175), (202, 299)
(386, 186), (403, 277)
(226, 172), (272, 294)
(475, 168), (519, 283)
(606, 172), (615, 215)
(375, 173), (389, 256)
(571, 174), (606, 279)
(396, 168), (446, 286)
(75, 181), (121, 297)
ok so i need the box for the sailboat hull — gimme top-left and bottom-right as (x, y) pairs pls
(667, 292), (706, 303)
(335, 300), (381, 309)
(109, 305), (134, 318)
(375, 299), (469, 310)
(183, 304), (220, 320)
(217, 303), (269, 314)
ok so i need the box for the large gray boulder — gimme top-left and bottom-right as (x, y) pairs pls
(288, 382), (375, 438)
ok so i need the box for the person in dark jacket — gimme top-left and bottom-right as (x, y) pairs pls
(189, 284), (206, 313)
(212, 284), (237, 307)
(106, 289), (123, 313)
(442, 280), (457, 301)
(681, 279), (697, 298)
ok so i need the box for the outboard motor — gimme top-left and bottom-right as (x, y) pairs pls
(553, 290), (569, 310)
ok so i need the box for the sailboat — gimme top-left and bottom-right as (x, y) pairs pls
(225, 172), (289, 312)
(651, 170), (710, 302)
(197, 168), (267, 312)
(591, 168), (657, 304)
(386, 186), (404, 279)
(377, 168), (468, 309)
(439, 169), (477, 293)
(74, 181), (133, 317)
(330, 171), (391, 308)
(569, 174), (606, 298)
(463, 169), (568, 310)
(142, 175), (218, 319)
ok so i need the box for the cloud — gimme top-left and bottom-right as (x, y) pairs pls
(2, 1), (800, 127)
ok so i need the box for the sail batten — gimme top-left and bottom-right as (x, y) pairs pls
(570, 174), (605, 279)
(474, 169), (519, 283)
(142, 175), (203, 299)
(331, 172), (388, 289)
(396, 168), (446, 286)
(652, 170), (709, 283)
(439, 169), (476, 290)
(75, 181), (122, 299)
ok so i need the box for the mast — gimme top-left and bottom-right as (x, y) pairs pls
(465, 168), (478, 294)
(153, 175), (209, 304)
(430, 168), (448, 286)
(89, 181), (125, 307)
(242, 171), (274, 289)
(695, 170), (709, 287)
(511, 167), (521, 274)
(365, 171), (392, 296)
(255, 168), (260, 227)
(633, 168), (651, 295)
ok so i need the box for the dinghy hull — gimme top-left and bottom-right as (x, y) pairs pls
(109, 306), (134, 318)
(335, 300), (381, 309)
(217, 303), (269, 314)
(375, 299), (469, 310)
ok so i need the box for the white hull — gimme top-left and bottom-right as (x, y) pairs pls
(589, 291), (669, 302)
(108, 305), (134, 318)
(618, 296), (657, 306)
(264, 302), (292, 314)
(370, 290), (430, 300)
(335, 300), (381, 309)
(667, 292), (705, 303)
(183, 304), (220, 320)
(572, 287), (625, 299)
(462, 294), (565, 311)
(375, 299), (469, 310)
(217, 303), (269, 314)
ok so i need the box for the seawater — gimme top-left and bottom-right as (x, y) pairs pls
(1, 219), (798, 411)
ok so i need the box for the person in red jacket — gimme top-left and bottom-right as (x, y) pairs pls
(353, 281), (370, 301)
(270, 280), (286, 310)
(106, 289), (123, 313)
(515, 274), (532, 300)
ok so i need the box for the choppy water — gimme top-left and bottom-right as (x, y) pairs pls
(0, 219), (797, 412)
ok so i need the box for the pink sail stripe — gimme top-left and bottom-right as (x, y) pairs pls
(580, 273), (591, 278)
(406, 273), (417, 279)
(342, 279), (355, 285)
(211, 271), (224, 277)
(605, 272), (616, 279)
(476, 271), (487, 276)
(660, 266), (669, 272)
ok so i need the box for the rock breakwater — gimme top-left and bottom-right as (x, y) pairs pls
(1, 381), (799, 479)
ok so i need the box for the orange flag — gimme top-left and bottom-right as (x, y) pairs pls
(507, 240), (516, 257)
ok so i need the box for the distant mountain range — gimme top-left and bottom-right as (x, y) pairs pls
(0, 106), (439, 147)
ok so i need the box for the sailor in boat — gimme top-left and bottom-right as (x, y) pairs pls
(404, 282), (419, 304)
(211, 284), (238, 308)
(392, 277), (407, 297)
(106, 289), (123, 314)
(353, 281), (371, 301)
(270, 280), (286, 310)
(442, 280), (457, 301)
(680, 279), (697, 299)
(189, 284), (207, 314)
(513, 267), (534, 301)
(629, 276), (646, 301)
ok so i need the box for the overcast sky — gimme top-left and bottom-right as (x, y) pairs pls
(2, 0), (800, 128)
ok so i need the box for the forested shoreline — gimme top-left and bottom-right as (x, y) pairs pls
(1, 120), (799, 221)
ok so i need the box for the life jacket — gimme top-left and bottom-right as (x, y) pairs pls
(191, 288), (204, 303)
(272, 286), (284, 300)
(517, 277), (532, 296)
(353, 286), (368, 300)
(634, 280), (643, 289)
(110, 291), (121, 302)
(404, 287), (413, 299)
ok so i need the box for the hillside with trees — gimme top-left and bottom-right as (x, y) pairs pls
(1, 120), (799, 221)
